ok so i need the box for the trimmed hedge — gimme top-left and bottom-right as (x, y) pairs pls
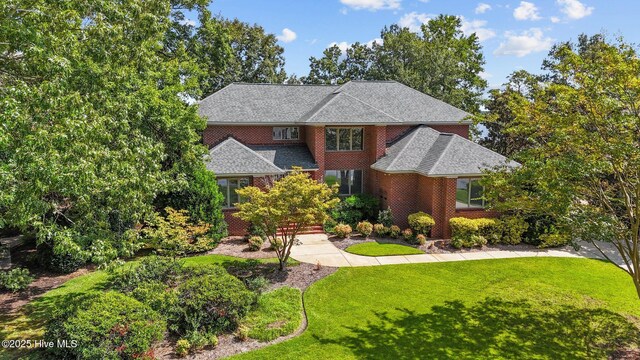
(407, 212), (435, 236)
(449, 216), (530, 248)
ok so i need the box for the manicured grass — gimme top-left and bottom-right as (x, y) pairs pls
(0, 255), (286, 360)
(242, 287), (303, 342)
(345, 242), (424, 256)
(233, 258), (640, 360)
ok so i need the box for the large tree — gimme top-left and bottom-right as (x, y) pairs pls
(303, 15), (487, 113)
(0, 0), (220, 268)
(483, 34), (640, 298)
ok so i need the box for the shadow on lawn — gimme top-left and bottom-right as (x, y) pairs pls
(319, 298), (640, 359)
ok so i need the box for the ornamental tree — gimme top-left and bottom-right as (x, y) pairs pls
(483, 34), (640, 299)
(234, 169), (339, 270)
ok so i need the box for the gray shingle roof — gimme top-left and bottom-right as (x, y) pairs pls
(198, 81), (470, 125)
(206, 138), (284, 176)
(249, 145), (319, 170)
(371, 126), (516, 176)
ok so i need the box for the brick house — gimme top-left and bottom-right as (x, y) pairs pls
(199, 81), (513, 238)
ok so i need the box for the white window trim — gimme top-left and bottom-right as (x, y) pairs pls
(218, 177), (249, 209)
(325, 127), (364, 152)
(272, 127), (299, 140)
(456, 177), (485, 209)
(324, 169), (363, 196)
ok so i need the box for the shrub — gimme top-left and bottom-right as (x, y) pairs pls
(0, 268), (34, 292)
(245, 276), (270, 294)
(407, 212), (435, 236)
(247, 222), (267, 240)
(36, 229), (89, 273)
(130, 281), (180, 329)
(140, 208), (214, 256)
(175, 271), (255, 335)
(270, 237), (284, 251)
(416, 234), (427, 245)
(176, 339), (190, 357)
(236, 324), (250, 341)
(449, 217), (499, 248)
(154, 165), (227, 241)
(538, 233), (571, 248)
(333, 223), (352, 238)
(499, 216), (528, 245)
(323, 217), (337, 234)
(402, 228), (413, 242)
(248, 236), (264, 251)
(356, 221), (373, 237)
(184, 330), (218, 351)
(331, 194), (379, 226)
(377, 207), (394, 227)
(373, 224), (390, 237)
(389, 225), (401, 238)
(46, 291), (165, 360)
(521, 215), (560, 245)
(110, 255), (183, 292)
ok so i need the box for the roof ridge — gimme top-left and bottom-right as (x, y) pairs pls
(300, 91), (341, 122)
(391, 81), (473, 120)
(211, 137), (283, 173)
(230, 82), (339, 87)
(198, 83), (237, 105)
(420, 131), (454, 175)
(386, 126), (423, 170)
(339, 92), (403, 123)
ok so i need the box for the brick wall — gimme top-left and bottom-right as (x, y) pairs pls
(305, 126), (324, 181)
(222, 175), (272, 236)
(203, 125), (306, 147)
(428, 124), (470, 139)
(375, 171), (419, 229)
(385, 125), (415, 143)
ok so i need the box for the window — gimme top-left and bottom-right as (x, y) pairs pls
(325, 127), (363, 151)
(324, 170), (363, 195)
(217, 178), (250, 208)
(456, 178), (485, 209)
(272, 127), (299, 140)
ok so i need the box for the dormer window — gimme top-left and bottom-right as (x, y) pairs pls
(273, 127), (299, 140)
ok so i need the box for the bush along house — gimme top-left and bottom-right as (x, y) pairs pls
(199, 81), (514, 238)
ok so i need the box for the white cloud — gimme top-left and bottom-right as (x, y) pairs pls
(460, 17), (496, 42)
(339, 0), (401, 11)
(366, 38), (384, 47)
(178, 18), (196, 26)
(398, 12), (432, 32)
(276, 28), (297, 43)
(550, 16), (561, 23)
(514, 1), (542, 20)
(494, 28), (554, 57)
(328, 38), (384, 54)
(340, 7), (348, 15)
(479, 71), (493, 80)
(475, 3), (492, 14)
(557, 0), (593, 19)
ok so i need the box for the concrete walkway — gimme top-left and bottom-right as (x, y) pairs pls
(291, 234), (628, 269)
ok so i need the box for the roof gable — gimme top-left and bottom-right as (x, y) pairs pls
(206, 138), (284, 176)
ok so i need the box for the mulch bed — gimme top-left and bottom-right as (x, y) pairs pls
(209, 236), (279, 259)
(329, 234), (539, 254)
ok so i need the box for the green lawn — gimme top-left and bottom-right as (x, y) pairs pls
(233, 258), (640, 360)
(242, 286), (303, 342)
(345, 242), (424, 256)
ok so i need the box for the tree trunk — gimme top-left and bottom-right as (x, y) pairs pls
(279, 257), (286, 271)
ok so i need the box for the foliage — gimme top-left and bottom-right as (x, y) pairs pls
(498, 216), (528, 245)
(176, 339), (191, 357)
(233, 258), (640, 360)
(402, 228), (414, 242)
(407, 212), (435, 236)
(36, 230), (90, 273)
(245, 276), (270, 294)
(331, 194), (380, 227)
(481, 34), (640, 297)
(155, 166), (227, 241)
(248, 236), (264, 251)
(0, 268), (34, 292)
(449, 217), (498, 248)
(45, 291), (165, 360)
(234, 168), (339, 270)
(138, 207), (214, 257)
(0, 0), (213, 268)
(356, 221), (373, 237)
(323, 217), (338, 234)
(377, 207), (394, 227)
(345, 242), (423, 257)
(303, 15), (487, 113)
(389, 225), (401, 239)
(241, 287), (303, 342)
(109, 255), (184, 293)
(175, 272), (255, 335)
(184, 330), (218, 351)
(333, 224), (353, 238)
(373, 224), (389, 236)
(416, 234), (427, 246)
(539, 233), (571, 248)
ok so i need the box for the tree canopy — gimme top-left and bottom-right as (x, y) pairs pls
(302, 15), (487, 113)
(482, 34), (640, 298)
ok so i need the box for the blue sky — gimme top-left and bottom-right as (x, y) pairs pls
(205, 0), (639, 89)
